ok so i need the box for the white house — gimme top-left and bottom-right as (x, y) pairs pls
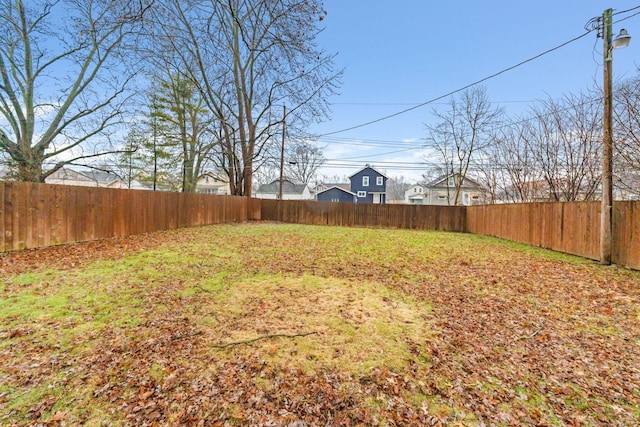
(423, 174), (483, 206)
(196, 172), (230, 195)
(404, 184), (426, 205)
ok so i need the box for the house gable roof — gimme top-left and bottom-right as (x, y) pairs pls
(256, 179), (309, 195)
(426, 173), (481, 189)
(81, 170), (121, 184)
(314, 182), (350, 192)
(317, 186), (356, 196)
(348, 165), (388, 179)
(406, 184), (424, 191)
(53, 167), (122, 185)
(199, 171), (228, 183)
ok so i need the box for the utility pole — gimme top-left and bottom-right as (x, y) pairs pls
(278, 105), (286, 200)
(152, 96), (158, 191)
(601, 8), (613, 265)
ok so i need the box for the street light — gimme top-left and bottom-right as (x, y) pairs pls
(601, 8), (631, 265)
(613, 28), (631, 49)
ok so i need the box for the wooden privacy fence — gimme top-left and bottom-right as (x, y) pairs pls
(613, 202), (640, 269)
(258, 199), (466, 231)
(260, 199), (640, 270)
(3, 181), (640, 270)
(466, 202), (601, 261)
(466, 202), (640, 269)
(0, 181), (251, 252)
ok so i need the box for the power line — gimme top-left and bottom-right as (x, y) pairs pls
(613, 5), (640, 16)
(330, 99), (536, 107)
(614, 10), (640, 24)
(317, 94), (603, 154)
(319, 29), (597, 137)
(336, 146), (422, 160)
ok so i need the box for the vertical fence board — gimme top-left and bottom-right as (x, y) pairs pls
(100, 188), (114, 240)
(5, 183), (15, 251)
(0, 183), (6, 252)
(39, 184), (51, 247)
(31, 183), (46, 248)
(25, 183), (37, 249)
(14, 182), (28, 250)
(50, 185), (64, 245)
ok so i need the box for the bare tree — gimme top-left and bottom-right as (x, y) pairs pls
(386, 175), (411, 202)
(478, 118), (544, 203)
(151, 0), (341, 196)
(614, 72), (640, 199)
(0, 0), (152, 182)
(284, 140), (325, 184)
(425, 86), (502, 205)
(529, 93), (601, 202)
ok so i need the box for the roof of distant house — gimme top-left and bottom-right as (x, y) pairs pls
(426, 173), (481, 188)
(81, 170), (122, 184)
(199, 171), (229, 182)
(317, 185), (356, 196)
(315, 182), (350, 191)
(257, 179), (309, 194)
(348, 165), (388, 179)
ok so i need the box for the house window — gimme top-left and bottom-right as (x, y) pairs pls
(376, 176), (383, 186)
(357, 191), (366, 197)
(331, 197), (339, 202)
(362, 176), (369, 186)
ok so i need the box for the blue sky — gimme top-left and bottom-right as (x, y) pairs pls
(310, 1), (640, 182)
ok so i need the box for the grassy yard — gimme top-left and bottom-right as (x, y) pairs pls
(1, 222), (639, 426)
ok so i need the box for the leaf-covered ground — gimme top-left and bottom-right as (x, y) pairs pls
(1, 222), (639, 426)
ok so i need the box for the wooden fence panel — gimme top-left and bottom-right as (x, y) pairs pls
(0, 183), (5, 252)
(12, 182), (26, 250)
(613, 202), (640, 269)
(0, 182), (250, 252)
(1, 183), (10, 252)
(3, 181), (640, 270)
(466, 202), (602, 261)
(258, 200), (466, 232)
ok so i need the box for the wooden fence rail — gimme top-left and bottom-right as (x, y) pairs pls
(2, 182), (640, 270)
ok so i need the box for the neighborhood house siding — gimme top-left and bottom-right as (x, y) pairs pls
(424, 174), (482, 206)
(349, 166), (387, 204)
(404, 185), (425, 204)
(317, 186), (356, 203)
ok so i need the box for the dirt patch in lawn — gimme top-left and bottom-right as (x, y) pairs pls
(192, 274), (432, 376)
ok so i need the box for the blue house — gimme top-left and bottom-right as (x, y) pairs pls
(316, 186), (357, 203)
(349, 165), (387, 204)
